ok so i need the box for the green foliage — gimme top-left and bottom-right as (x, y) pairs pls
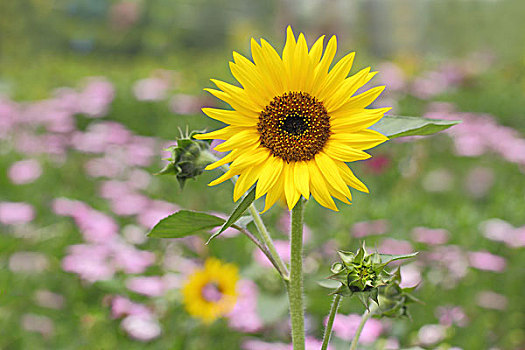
(374, 115), (460, 139)
(148, 211), (225, 238)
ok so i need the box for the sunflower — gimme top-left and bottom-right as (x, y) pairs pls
(195, 27), (389, 211)
(181, 258), (239, 323)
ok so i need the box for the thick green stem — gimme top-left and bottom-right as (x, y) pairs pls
(349, 303), (378, 350)
(288, 200), (305, 350)
(321, 294), (342, 350)
(249, 204), (290, 281)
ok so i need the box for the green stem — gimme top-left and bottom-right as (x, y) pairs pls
(249, 204), (290, 281)
(321, 294), (342, 350)
(349, 303), (378, 350)
(288, 199), (305, 350)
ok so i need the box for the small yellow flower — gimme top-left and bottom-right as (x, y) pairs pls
(196, 27), (389, 211)
(181, 258), (239, 323)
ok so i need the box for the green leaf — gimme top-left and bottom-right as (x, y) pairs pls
(148, 210), (225, 238)
(379, 252), (419, 265)
(206, 187), (256, 244)
(317, 279), (341, 289)
(373, 115), (460, 139)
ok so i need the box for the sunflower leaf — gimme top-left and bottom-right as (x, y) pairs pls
(373, 115), (460, 139)
(206, 187), (256, 244)
(148, 210), (225, 238)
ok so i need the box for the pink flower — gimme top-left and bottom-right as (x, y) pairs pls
(228, 280), (263, 333)
(352, 220), (389, 238)
(9, 252), (49, 273)
(399, 263), (422, 288)
(253, 240), (290, 268)
(62, 244), (115, 282)
(468, 251), (506, 272)
(0, 202), (35, 225)
(481, 219), (525, 248)
(328, 313), (383, 343)
(417, 324), (447, 346)
(378, 238), (413, 256)
(77, 77), (115, 118)
(464, 167), (494, 198)
(8, 159), (42, 185)
(21, 314), (54, 338)
(110, 240), (156, 274)
(169, 94), (201, 115)
(111, 296), (151, 318)
(133, 78), (170, 101)
(476, 291), (507, 310)
(242, 339), (289, 350)
(110, 193), (150, 216)
(137, 200), (179, 229)
(411, 227), (449, 245)
(377, 62), (406, 92)
(436, 306), (468, 327)
(121, 315), (161, 342)
(72, 207), (119, 243)
(126, 276), (166, 297)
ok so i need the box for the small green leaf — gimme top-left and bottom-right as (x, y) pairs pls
(206, 187), (256, 244)
(148, 210), (225, 238)
(317, 279), (341, 289)
(379, 252), (419, 265)
(373, 115), (460, 139)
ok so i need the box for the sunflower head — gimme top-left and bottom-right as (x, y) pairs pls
(181, 258), (239, 323)
(196, 26), (390, 212)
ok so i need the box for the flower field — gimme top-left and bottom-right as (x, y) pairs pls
(1, 1), (525, 349)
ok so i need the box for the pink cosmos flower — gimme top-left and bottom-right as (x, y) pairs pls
(9, 252), (49, 273)
(137, 200), (179, 229)
(62, 244), (115, 282)
(468, 251), (506, 272)
(253, 240), (290, 268)
(476, 291), (508, 310)
(228, 280), (263, 333)
(126, 276), (166, 297)
(436, 306), (468, 327)
(121, 315), (161, 342)
(378, 238), (413, 256)
(411, 227), (449, 245)
(0, 202), (35, 225)
(77, 77), (115, 118)
(8, 159), (42, 185)
(21, 314), (54, 338)
(328, 313), (383, 343)
(417, 324), (447, 346)
(352, 219), (389, 238)
(111, 296), (151, 318)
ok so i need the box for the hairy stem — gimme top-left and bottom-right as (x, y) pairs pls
(349, 303), (378, 350)
(249, 204), (290, 281)
(321, 294), (342, 350)
(288, 199), (305, 350)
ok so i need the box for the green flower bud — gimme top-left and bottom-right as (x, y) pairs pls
(327, 242), (418, 309)
(157, 130), (216, 189)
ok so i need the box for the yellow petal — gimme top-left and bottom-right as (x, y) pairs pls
(314, 52), (355, 100)
(330, 129), (388, 150)
(233, 166), (261, 201)
(330, 107), (391, 131)
(308, 35), (325, 66)
(333, 86), (386, 112)
(294, 161), (310, 199)
(211, 79), (264, 111)
(335, 161), (369, 193)
(323, 140), (371, 162)
(255, 156), (284, 199)
(323, 67), (371, 111)
(194, 126), (246, 140)
(315, 151), (352, 199)
(229, 147), (270, 172)
(311, 35), (337, 89)
(258, 39), (287, 94)
(261, 175), (285, 213)
(205, 152), (234, 170)
(284, 164), (301, 210)
(202, 108), (257, 126)
(308, 161), (338, 211)
(208, 169), (237, 186)
(213, 129), (260, 152)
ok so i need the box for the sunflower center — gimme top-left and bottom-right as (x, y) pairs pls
(258, 91), (330, 162)
(201, 282), (223, 302)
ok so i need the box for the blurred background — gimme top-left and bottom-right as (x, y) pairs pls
(1, 0), (525, 349)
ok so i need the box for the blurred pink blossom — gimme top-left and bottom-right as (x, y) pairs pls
(328, 313), (383, 343)
(480, 218), (525, 248)
(254, 240), (290, 268)
(278, 211), (312, 242)
(77, 77), (115, 118)
(9, 252), (49, 273)
(242, 339), (289, 350)
(133, 78), (170, 101)
(352, 219), (389, 238)
(464, 167), (494, 198)
(228, 280), (263, 333)
(417, 324), (447, 346)
(121, 315), (161, 342)
(21, 314), (54, 338)
(110, 193), (150, 216)
(399, 263), (422, 288)
(110, 240), (156, 274)
(8, 159), (42, 185)
(0, 202), (35, 225)
(476, 291), (508, 310)
(436, 306), (468, 327)
(411, 227), (449, 245)
(377, 62), (406, 92)
(0, 97), (19, 138)
(378, 238), (413, 256)
(34, 290), (65, 310)
(111, 296), (151, 318)
(424, 245), (469, 287)
(126, 276), (166, 297)
(170, 94), (202, 115)
(137, 200), (179, 229)
(62, 244), (115, 282)
(468, 251), (506, 272)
